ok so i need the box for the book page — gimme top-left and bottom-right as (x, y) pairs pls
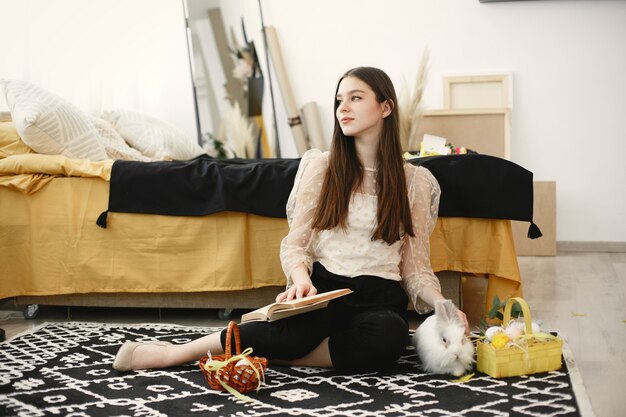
(270, 288), (352, 311)
(241, 288), (352, 323)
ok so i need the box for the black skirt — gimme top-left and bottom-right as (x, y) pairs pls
(311, 262), (409, 317)
(222, 262), (410, 369)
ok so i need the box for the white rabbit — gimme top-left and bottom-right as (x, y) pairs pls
(413, 299), (475, 377)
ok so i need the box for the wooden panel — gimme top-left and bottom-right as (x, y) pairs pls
(416, 110), (556, 256)
(444, 74), (511, 109)
(512, 181), (557, 256)
(416, 109), (510, 159)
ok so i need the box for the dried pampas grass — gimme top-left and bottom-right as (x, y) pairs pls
(399, 49), (429, 152)
(218, 102), (256, 158)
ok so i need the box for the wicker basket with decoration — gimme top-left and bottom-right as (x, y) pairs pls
(476, 297), (562, 378)
(199, 321), (268, 401)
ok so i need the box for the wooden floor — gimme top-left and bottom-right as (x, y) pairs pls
(1, 250), (624, 417)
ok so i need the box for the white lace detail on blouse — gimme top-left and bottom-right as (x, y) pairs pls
(280, 149), (442, 313)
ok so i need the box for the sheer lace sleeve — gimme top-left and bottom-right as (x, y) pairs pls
(280, 149), (328, 285)
(401, 165), (442, 313)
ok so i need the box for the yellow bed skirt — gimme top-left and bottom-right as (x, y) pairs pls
(0, 175), (521, 309)
(1, 177), (288, 297)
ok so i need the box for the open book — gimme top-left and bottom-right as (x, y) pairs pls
(241, 288), (353, 323)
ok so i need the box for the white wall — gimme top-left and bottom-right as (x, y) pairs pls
(220, 0), (626, 243)
(1, 0), (624, 243)
(0, 0), (198, 141)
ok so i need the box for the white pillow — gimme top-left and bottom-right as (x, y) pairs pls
(101, 109), (205, 161)
(90, 116), (149, 162)
(0, 79), (108, 160)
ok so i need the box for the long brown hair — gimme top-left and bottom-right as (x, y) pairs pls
(311, 67), (414, 244)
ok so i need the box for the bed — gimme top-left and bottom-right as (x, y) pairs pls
(0, 120), (533, 318)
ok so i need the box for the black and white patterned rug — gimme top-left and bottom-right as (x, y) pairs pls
(0, 322), (590, 416)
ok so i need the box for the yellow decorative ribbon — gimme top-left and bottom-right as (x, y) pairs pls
(202, 347), (265, 403)
(517, 332), (559, 343)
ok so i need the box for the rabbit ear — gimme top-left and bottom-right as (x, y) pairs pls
(434, 299), (460, 325)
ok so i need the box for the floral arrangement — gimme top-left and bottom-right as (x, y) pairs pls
(231, 44), (254, 82)
(402, 144), (469, 161)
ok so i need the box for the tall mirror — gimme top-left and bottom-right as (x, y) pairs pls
(183, 0), (269, 158)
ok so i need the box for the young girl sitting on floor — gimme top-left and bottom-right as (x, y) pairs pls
(113, 66), (469, 372)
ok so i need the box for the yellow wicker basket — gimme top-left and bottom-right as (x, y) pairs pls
(476, 297), (562, 378)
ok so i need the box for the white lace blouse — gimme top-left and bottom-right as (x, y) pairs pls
(280, 149), (442, 313)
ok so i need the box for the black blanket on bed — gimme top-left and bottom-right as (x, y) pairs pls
(97, 154), (541, 238)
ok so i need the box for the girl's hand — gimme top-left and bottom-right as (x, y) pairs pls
(421, 286), (470, 335)
(276, 283), (317, 303)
